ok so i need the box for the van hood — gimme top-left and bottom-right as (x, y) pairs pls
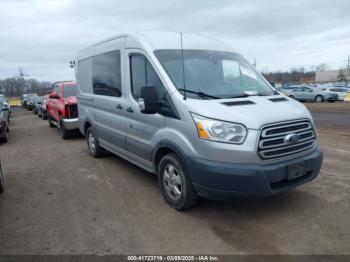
(63, 96), (78, 105)
(186, 96), (313, 129)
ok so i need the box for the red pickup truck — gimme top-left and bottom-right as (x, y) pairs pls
(46, 81), (79, 139)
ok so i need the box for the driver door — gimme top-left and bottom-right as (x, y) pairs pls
(124, 50), (167, 167)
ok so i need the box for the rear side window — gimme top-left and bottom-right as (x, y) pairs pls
(77, 58), (93, 94)
(92, 50), (122, 97)
(130, 54), (165, 99)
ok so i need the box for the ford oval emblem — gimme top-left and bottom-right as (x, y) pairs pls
(284, 133), (301, 144)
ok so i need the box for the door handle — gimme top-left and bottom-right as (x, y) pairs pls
(116, 104), (123, 110)
(126, 107), (134, 113)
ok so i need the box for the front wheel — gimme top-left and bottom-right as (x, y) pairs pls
(42, 111), (47, 120)
(315, 95), (324, 103)
(47, 114), (55, 128)
(86, 126), (105, 158)
(0, 132), (7, 144)
(158, 153), (199, 211)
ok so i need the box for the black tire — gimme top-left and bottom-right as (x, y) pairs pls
(0, 161), (4, 194)
(42, 113), (47, 120)
(47, 114), (55, 128)
(315, 95), (324, 103)
(86, 126), (105, 158)
(59, 118), (71, 140)
(0, 132), (7, 144)
(158, 153), (199, 211)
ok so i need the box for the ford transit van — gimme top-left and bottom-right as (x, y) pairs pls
(76, 32), (323, 210)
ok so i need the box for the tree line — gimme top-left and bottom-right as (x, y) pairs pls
(262, 69), (316, 84)
(0, 77), (52, 97)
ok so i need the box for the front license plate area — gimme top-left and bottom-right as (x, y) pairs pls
(287, 162), (306, 180)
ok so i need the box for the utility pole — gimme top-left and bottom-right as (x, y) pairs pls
(347, 55), (350, 71)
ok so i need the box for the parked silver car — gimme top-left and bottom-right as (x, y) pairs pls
(286, 86), (338, 102)
(26, 94), (38, 111)
(321, 87), (350, 101)
(76, 32), (323, 210)
(37, 95), (48, 119)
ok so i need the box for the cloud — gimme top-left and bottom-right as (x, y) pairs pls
(0, 0), (349, 81)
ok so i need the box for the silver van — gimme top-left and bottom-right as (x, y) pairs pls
(76, 32), (323, 210)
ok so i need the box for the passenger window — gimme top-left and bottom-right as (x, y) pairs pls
(92, 50), (122, 97)
(130, 54), (166, 99)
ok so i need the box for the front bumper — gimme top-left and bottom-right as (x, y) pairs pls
(62, 118), (79, 130)
(187, 148), (323, 200)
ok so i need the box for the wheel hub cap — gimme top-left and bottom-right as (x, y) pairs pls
(163, 164), (182, 201)
(88, 132), (96, 153)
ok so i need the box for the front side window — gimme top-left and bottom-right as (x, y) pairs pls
(92, 50), (122, 97)
(63, 85), (78, 98)
(130, 54), (166, 99)
(154, 49), (274, 99)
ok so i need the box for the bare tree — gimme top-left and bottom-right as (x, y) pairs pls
(315, 63), (329, 72)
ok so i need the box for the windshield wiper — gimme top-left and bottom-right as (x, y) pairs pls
(178, 88), (220, 99)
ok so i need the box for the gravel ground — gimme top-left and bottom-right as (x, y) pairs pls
(0, 103), (349, 255)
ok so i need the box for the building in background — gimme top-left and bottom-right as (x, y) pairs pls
(315, 69), (350, 83)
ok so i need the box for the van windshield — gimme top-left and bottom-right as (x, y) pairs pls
(154, 49), (274, 99)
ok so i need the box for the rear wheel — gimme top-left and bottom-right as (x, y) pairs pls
(315, 95), (324, 103)
(86, 126), (105, 158)
(158, 153), (199, 211)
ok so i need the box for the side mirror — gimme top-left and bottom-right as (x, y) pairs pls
(49, 92), (59, 99)
(138, 86), (161, 114)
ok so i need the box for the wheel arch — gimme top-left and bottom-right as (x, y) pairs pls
(153, 141), (190, 175)
(83, 121), (91, 136)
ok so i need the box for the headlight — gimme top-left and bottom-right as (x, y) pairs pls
(191, 113), (247, 144)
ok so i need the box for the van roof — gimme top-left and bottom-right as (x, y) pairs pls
(78, 31), (235, 58)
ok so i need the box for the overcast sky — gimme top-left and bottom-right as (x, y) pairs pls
(1, 0), (349, 81)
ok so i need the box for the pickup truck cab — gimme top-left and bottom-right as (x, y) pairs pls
(47, 81), (79, 139)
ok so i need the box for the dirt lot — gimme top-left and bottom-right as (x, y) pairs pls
(0, 103), (349, 255)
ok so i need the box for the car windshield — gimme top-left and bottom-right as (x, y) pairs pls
(154, 49), (274, 99)
(63, 85), (78, 98)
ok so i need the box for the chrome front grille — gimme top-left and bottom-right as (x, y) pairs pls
(258, 120), (316, 160)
